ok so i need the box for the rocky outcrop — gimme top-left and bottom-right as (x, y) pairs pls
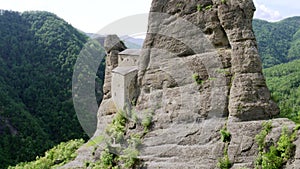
(138, 0), (278, 122)
(102, 35), (127, 100)
(63, 0), (299, 168)
(134, 0), (284, 168)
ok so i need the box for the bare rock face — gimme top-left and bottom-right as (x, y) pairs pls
(134, 0), (293, 168)
(138, 0), (278, 123)
(63, 0), (299, 168)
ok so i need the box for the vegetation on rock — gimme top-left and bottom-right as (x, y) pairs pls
(8, 139), (84, 169)
(218, 124), (232, 169)
(255, 122), (297, 169)
(86, 109), (151, 168)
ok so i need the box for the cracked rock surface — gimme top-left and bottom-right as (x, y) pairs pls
(62, 0), (300, 168)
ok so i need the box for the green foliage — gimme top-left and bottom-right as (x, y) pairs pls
(218, 122), (232, 169)
(100, 148), (116, 168)
(142, 113), (153, 133)
(0, 10), (102, 167)
(121, 147), (140, 168)
(8, 139), (84, 169)
(106, 110), (127, 143)
(216, 68), (231, 76)
(255, 125), (296, 169)
(205, 5), (213, 10)
(220, 128), (231, 143)
(221, 0), (226, 4)
(86, 135), (105, 147)
(264, 59), (300, 123)
(217, 154), (232, 169)
(128, 134), (142, 149)
(94, 109), (145, 168)
(176, 3), (183, 7)
(192, 73), (203, 85)
(277, 127), (295, 161)
(294, 124), (300, 131)
(253, 17), (300, 68)
(255, 121), (272, 151)
(261, 146), (283, 169)
(197, 4), (203, 12)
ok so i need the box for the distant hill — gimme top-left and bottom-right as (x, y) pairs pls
(86, 33), (143, 49)
(0, 10), (105, 168)
(264, 59), (300, 123)
(253, 17), (300, 68)
(121, 35), (144, 49)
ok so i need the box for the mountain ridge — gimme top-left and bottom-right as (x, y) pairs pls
(253, 16), (300, 68)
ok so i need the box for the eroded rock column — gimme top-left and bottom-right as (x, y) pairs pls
(216, 0), (279, 121)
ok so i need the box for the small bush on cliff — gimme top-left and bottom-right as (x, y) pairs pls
(261, 146), (283, 169)
(205, 5), (213, 10)
(99, 148), (120, 169)
(106, 110), (127, 143)
(220, 128), (231, 142)
(217, 154), (232, 169)
(218, 143), (232, 169)
(121, 147), (140, 168)
(197, 4), (203, 12)
(142, 113), (153, 133)
(255, 121), (272, 151)
(277, 127), (295, 161)
(218, 124), (232, 169)
(192, 73), (203, 85)
(255, 124), (297, 169)
(92, 109), (146, 168)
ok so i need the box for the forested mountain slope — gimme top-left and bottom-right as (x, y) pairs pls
(253, 17), (300, 123)
(264, 59), (300, 123)
(0, 10), (99, 168)
(253, 17), (300, 68)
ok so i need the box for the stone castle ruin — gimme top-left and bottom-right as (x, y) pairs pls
(111, 49), (140, 110)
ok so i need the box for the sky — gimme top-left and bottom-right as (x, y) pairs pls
(1, 0), (300, 33)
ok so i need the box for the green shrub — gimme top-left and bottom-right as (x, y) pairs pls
(220, 128), (231, 143)
(106, 110), (127, 143)
(197, 4), (203, 12)
(255, 121), (272, 151)
(205, 5), (213, 10)
(277, 127), (295, 161)
(217, 154), (232, 169)
(176, 3), (183, 7)
(221, 0), (226, 4)
(192, 73), (203, 85)
(255, 124), (296, 169)
(9, 139), (84, 169)
(261, 146), (283, 169)
(121, 147), (140, 168)
(100, 148), (115, 168)
(294, 124), (300, 131)
(142, 113), (153, 133)
(92, 109), (145, 168)
(128, 134), (142, 149)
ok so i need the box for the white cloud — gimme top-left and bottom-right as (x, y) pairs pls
(254, 1), (283, 21)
